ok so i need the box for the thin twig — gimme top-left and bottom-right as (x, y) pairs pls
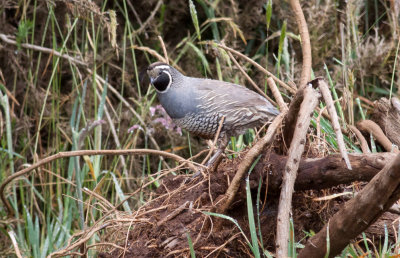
(267, 77), (288, 111)
(276, 86), (320, 257)
(49, 222), (111, 257)
(126, 0), (149, 39)
(227, 51), (276, 105)
(131, 45), (167, 63)
(158, 36), (169, 64)
(210, 42), (296, 94)
(0, 33), (87, 66)
(133, 0), (163, 35)
(318, 79), (352, 169)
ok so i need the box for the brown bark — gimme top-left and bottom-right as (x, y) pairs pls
(357, 120), (399, 153)
(267, 77), (288, 112)
(289, 0), (312, 89)
(349, 125), (370, 153)
(282, 88), (304, 149)
(262, 152), (394, 191)
(298, 153), (400, 258)
(371, 97), (400, 147)
(276, 86), (320, 257)
(282, 78), (319, 150)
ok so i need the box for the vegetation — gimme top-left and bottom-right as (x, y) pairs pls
(0, 0), (399, 257)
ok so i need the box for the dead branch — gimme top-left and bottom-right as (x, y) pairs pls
(267, 77), (288, 111)
(227, 51), (276, 105)
(348, 125), (370, 153)
(263, 152), (394, 191)
(133, 0), (163, 36)
(157, 201), (189, 226)
(49, 222), (111, 257)
(357, 120), (399, 153)
(210, 42), (296, 94)
(276, 86), (320, 257)
(0, 33), (87, 66)
(158, 36), (169, 64)
(317, 79), (352, 169)
(282, 0), (312, 153)
(216, 112), (286, 216)
(289, 0), (312, 89)
(282, 88), (305, 148)
(298, 153), (400, 258)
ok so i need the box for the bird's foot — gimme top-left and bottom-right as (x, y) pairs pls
(191, 167), (207, 179)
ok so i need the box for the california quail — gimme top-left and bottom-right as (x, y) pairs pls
(147, 62), (279, 168)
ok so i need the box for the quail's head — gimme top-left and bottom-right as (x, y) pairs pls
(147, 62), (176, 93)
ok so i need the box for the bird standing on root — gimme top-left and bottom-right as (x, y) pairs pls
(147, 62), (279, 170)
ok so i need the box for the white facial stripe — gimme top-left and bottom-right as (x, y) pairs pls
(163, 71), (172, 89)
(155, 65), (170, 70)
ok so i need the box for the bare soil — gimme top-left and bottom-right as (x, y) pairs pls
(97, 155), (342, 257)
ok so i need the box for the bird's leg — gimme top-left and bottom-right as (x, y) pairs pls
(190, 136), (229, 179)
(205, 135), (229, 170)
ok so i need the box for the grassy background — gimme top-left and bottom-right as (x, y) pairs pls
(0, 0), (399, 256)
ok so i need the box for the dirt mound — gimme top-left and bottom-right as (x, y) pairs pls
(95, 156), (333, 257)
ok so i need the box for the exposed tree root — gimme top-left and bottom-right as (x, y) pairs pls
(299, 153), (400, 258)
(357, 120), (399, 153)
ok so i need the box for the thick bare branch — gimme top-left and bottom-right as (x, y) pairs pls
(357, 120), (399, 153)
(289, 0), (312, 88)
(298, 153), (400, 258)
(263, 153), (394, 191)
(276, 86), (320, 257)
(282, 88), (305, 148)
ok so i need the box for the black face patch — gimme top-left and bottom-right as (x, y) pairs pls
(153, 72), (171, 92)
